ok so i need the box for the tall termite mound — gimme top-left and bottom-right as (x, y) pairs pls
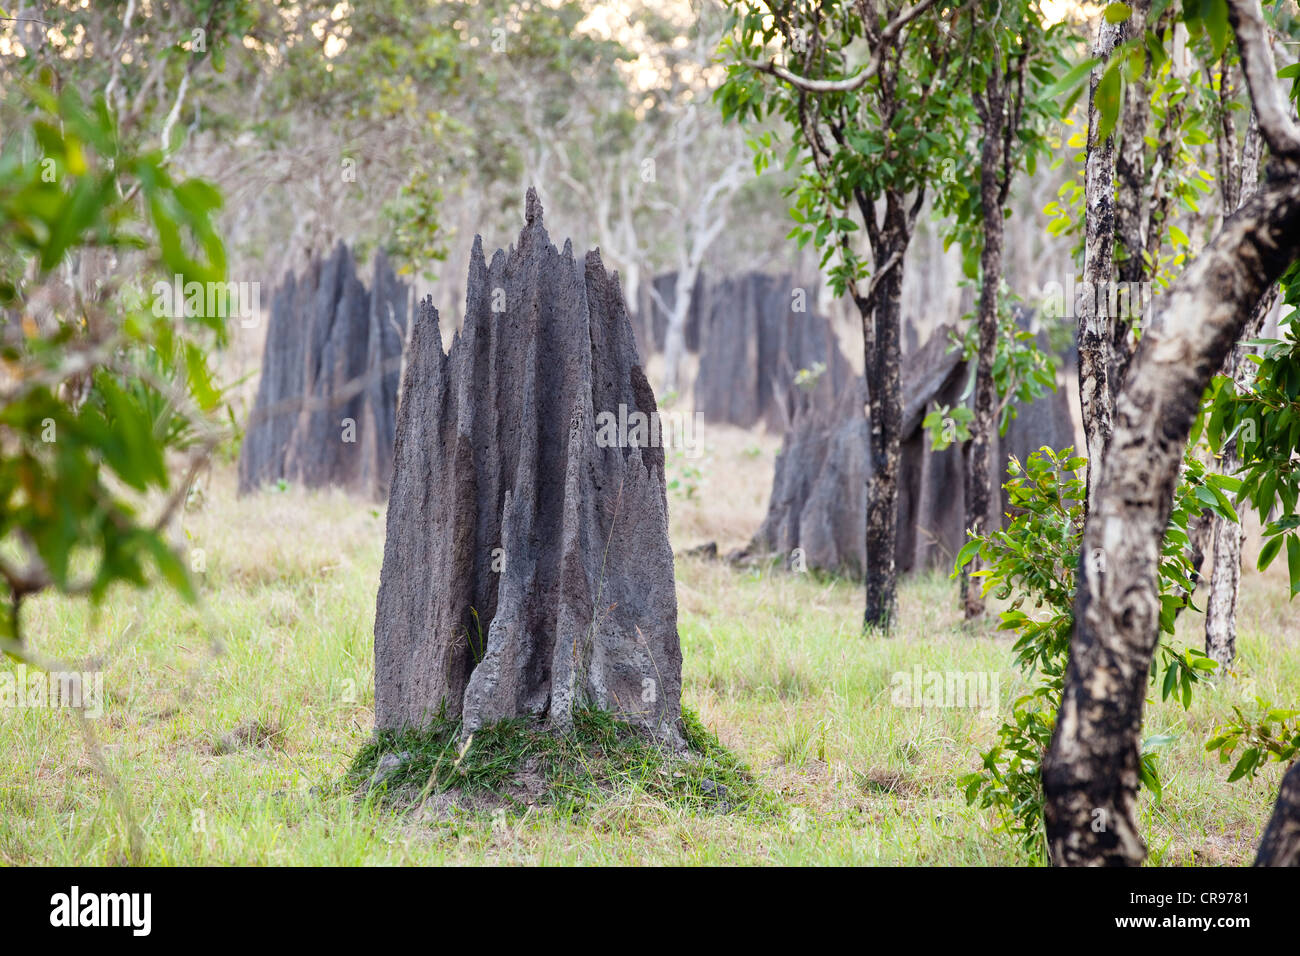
(374, 189), (683, 744)
(239, 242), (407, 499)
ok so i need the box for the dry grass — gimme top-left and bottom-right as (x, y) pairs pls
(0, 449), (1295, 865)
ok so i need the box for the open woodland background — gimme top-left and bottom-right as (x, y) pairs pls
(1, 0), (1299, 865)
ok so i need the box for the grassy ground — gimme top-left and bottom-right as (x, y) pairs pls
(1, 423), (1296, 865)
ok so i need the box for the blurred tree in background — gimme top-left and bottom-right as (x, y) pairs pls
(0, 1), (254, 646)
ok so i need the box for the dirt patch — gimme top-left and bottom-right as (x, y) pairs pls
(854, 769), (918, 796)
(212, 719), (285, 755)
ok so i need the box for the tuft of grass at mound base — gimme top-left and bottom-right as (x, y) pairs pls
(348, 707), (780, 818)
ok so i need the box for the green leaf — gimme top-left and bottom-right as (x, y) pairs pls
(1198, 482), (1239, 523)
(1203, 0), (1230, 59)
(1042, 57), (1101, 101)
(1287, 534), (1300, 597)
(1161, 663), (1177, 700)
(1095, 60), (1123, 143)
(1139, 752), (1162, 797)
(1226, 747), (1259, 782)
(1259, 534), (1284, 571)
(955, 537), (982, 571)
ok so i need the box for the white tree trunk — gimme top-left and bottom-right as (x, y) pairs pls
(659, 268), (697, 395)
(1204, 112), (1268, 669)
(1042, 169), (1300, 865)
(1077, 16), (1127, 510)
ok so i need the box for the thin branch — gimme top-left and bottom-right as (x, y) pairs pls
(742, 0), (939, 93)
(103, 0), (137, 113)
(864, 248), (904, 303)
(159, 71), (191, 154)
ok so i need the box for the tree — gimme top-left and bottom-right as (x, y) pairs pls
(937, 1), (1061, 619)
(1203, 107), (1273, 669)
(720, 0), (963, 629)
(1041, 0), (1300, 866)
(550, 2), (752, 395)
(0, 76), (233, 651)
(1075, 5), (1128, 510)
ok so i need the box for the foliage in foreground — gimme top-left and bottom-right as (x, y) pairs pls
(1207, 702), (1300, 782)
(0, 76), (234, 649)
(954, 447), (1222, 857)
(348, 707), (778, 819)
(1201, 261), (1300, 598)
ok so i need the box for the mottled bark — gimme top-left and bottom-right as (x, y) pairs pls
(1204, 516), (1242, 669)
(1256, 760), (1300, 866)
(1113, 0), (1150, 393)
(864, 239), (905, 630)
(1114, 11), (1149, 285)
(1215, 65), (1243, 216)
(1078, 16), (1126, 511)
(1043, 171), (1300, 866)
(1240, 108), (1265, 198)
(1205, 112), (1267, 669)
(964, 64), (1008, 620)
(1145, 67), (1184, 273)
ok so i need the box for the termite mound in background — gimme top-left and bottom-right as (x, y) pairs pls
(373, 189), (683, 745)
(238, 242), (407, 500)
(630, 270), (710, 358)
(632, 270), (855, 432)
(694, 272), (855, 432)
(748, 315), (1077, 578)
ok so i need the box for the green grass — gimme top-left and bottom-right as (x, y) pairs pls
(347, 707), (777, 820)
(0, 471), (1295, 865)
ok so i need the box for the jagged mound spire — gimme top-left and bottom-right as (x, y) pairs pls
(373, 191), (683, 744)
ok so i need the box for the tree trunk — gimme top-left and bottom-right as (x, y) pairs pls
(1112, 0), (1150, 393)
(1042, 172), (1300, 866)
(1077, 16), (1126, 511)
(964, 69), (1006, 621)
(665, 267), (696, 395)
(1204, 285), (1275, 667)
(1114, 3), (1149, 289)
(1205, 112), (1268, 669)
(1144, 15), (1185, 279)
(1204, 516), (1243, 669)
(864, 237), (905, 631)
